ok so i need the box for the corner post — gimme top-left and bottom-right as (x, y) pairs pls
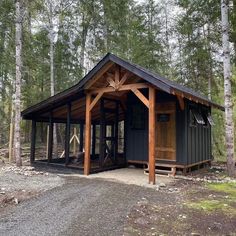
(65, 103), (71, 165)
(149, 87), (156, 184)
(30, 120), (36, 164)
(84, 93), (92, 175)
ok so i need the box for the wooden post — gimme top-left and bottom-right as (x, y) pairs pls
(92, 124), (96, 158)
(149, 87), (156, 184)
(65, 103), (71, 165)
(123, 113), (127, 161)
(111, 123), (115, 157)
(48, 113), (53, 163)
(73, 127), (77, 156)
(84, 93), (92, 175)
(46, 125), (49, 159)
(99, 98), (105, 167)
(79, 123), (84, 152)
(114, 101), (119, 163)
(30, 120), (36, 164)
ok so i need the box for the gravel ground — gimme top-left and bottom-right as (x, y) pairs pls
(0, 171), (64, 192)
(0, 177), (172, 236)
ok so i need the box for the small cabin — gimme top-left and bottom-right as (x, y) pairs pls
(22, 53), (224, 184)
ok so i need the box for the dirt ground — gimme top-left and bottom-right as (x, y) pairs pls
(124, 180), (236, 236)
(0, 162), (235, 236)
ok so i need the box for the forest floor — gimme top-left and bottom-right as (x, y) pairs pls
(0, 161), (235, 236)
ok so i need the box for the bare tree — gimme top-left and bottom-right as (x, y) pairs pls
(221, 0), (235, 176)
(14, 0), (24, 166)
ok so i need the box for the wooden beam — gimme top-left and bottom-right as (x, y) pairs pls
(84, 62), (114, 89)
(30, 120), (36, 164)
(79, 123), (84, 152)
(115, 66), (120, 84)
(48, 113), (53, 163)
(92, 124), (96, 158)
(172, 89), (209, 107)
(114, 101), (119, 163)
(65, 103), (71, 165)
(46, 125), (49, 159)
(119, 83), (150, 90)
(73, 127), (77, 156)
(99, 98), (105, 167)
(89, 83), (149, 94)
(177, 95), (185, 110)
(84, 94), (92, 175)
(118, 72), (130, 87)
(131, 88), (150, 108)
(149, 87), (156, 184)
(89, 91), (104, 111)
(107, 76), (116, 89)
(53, 98), (86, 117)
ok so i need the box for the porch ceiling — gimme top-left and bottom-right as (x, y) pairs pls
(39, 92), (127, 123)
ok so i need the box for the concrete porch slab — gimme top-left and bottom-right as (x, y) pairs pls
(83, 167), (174, 188)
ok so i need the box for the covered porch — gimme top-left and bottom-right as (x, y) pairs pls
(27, 63), (157, 184)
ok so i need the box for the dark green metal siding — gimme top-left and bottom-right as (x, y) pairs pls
(186, 101), (212, 165)
(176, 101), (187, 165)
(125, 92), (148, 162)
(125, 91), (212, 166)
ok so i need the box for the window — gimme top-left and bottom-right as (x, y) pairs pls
(191, 109), (205, 125)
(189, 109), (205, 126)
(207, 113), (214, 126)
(202, 110), (214, 127)
(131, 103), (145, 129)
(202, 111), (209, 127)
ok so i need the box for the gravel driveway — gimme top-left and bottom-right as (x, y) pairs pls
(0, 176), (168, 236)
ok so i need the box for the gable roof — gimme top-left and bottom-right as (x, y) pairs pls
(22, 53), (224, 118)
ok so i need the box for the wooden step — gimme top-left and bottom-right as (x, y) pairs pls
(144, 166), (176, 176)
(155, 163), (176, 168)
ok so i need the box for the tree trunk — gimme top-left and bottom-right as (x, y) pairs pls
(49, 3), (58, 157)
(9, 105), (14, 162)
(221, 0), (235, 177)
(233, 0), (236, 67)
(102, 0), (109, 52)
(80, 13), (89, 76)
(14, 0), (23, 167)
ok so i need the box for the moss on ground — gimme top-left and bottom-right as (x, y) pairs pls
(186, 182), (236, 216)
(207, 182), (236, 199)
